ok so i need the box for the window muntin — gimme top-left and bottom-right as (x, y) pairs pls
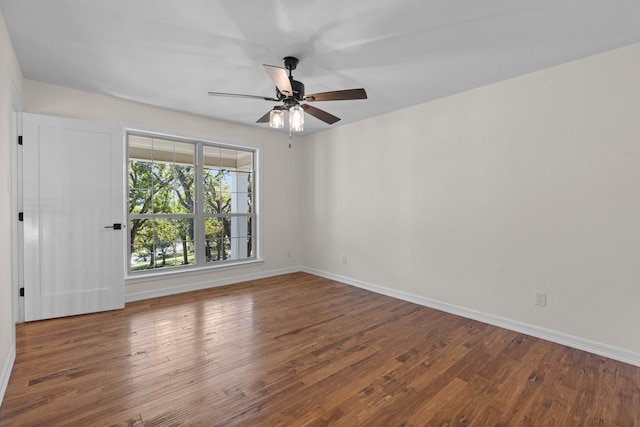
(127, 132), (256, 274)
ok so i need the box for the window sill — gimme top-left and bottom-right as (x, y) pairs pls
(125, 258), (264, 285)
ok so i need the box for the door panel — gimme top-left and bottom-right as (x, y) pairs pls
(22, 113), (124, 321)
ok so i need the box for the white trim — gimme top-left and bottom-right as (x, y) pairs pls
(11, 90), (23, 323)
(302, 267), (640, 367)
(0, 345), (16, 406)
(125, 266), (301, 302)
(126, 259), (264, 285)
(121, 123), (264, 152)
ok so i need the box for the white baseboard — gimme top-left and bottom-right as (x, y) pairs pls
(302, 267), (640, 367)
(125, 266), (302, 303)
(0, 345), (16, 406)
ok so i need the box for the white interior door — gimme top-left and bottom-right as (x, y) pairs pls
(22, 113), (124, 321)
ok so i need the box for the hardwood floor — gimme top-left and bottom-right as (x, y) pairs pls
(1, 272), (638, 426)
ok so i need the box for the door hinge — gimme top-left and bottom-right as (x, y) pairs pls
(19, 287), (24, 297)
(18, 135), (23, 145)
(18, 212), (23, 222)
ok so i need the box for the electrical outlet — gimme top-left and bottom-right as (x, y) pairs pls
(535, 292), (547, 307)
(286, 249), (291, 258)
(342, 255), (348, 265)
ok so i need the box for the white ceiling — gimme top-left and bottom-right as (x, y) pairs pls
(2, 1), (640, 134)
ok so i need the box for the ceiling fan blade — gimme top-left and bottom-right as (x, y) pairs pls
(208, 91), (278, 101)
(263, 65), (293, 97)
(304, 88), (367, 102)
(256, 110), (272, 123)
(302, 104), (341, 125)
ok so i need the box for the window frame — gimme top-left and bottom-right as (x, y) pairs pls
(125, 129), (262, 281)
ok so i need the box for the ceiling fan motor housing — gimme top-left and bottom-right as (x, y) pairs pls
(277, 56), (304, 103)
(277, 79), (305, 103)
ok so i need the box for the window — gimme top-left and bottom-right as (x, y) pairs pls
(127, 132), (257, 274)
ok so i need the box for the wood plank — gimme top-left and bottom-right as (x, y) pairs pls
(0, 272), (638, 426)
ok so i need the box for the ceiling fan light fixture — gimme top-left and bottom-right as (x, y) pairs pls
(289, 105), (304, 132)
(269, 109), (284, 128)
(209, 56), (367, 133)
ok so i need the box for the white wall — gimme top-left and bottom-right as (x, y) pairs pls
(0, 8), (23, 402)
(24, 80), (304, 299)
(302, 43), (640, 362)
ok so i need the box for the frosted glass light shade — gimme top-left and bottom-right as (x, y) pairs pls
(289, 105), (304, 132)
(269, 109), (284, 128)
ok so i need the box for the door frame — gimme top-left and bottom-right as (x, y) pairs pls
(11, 83), (24, 324)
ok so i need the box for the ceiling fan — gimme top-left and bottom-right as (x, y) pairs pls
(208, 56), (367, 132)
